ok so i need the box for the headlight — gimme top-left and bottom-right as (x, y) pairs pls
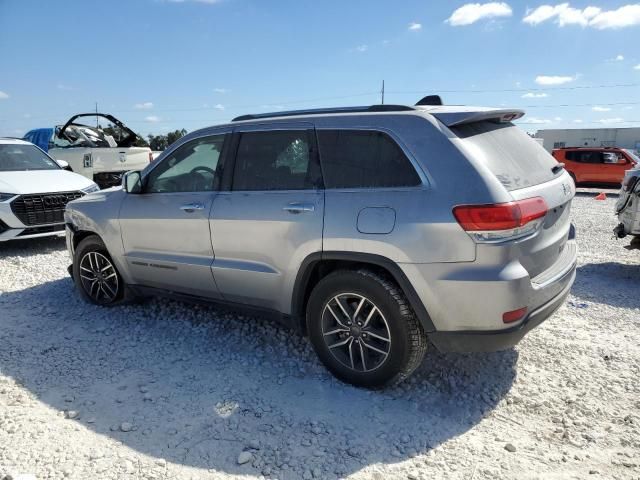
(0, 192), (17, 202)
(81, 184), (100, 194)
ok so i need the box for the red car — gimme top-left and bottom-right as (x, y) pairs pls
(552, 147), (638, 186)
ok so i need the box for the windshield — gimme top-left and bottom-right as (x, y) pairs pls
(624, 149), (640, 163)
(0, 144), (61, 171)
(450, 121), (560, 191)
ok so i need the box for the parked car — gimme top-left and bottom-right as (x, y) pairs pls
(23, 113), (153, 189)
(552, 147), (638, 186)
(0, 138), (99, 242)
(64, 99), (577, 388)
(614, 160), (640, 249)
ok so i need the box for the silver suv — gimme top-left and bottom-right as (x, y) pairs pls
(65, 98), (577, 388)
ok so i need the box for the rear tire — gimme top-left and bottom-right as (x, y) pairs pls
(73, 235), (124, 306)
(306, 269), (427, 388)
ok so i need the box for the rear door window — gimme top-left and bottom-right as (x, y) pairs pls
(451, 122), (560, 191)
(231, 130), (321, 191)
(317, 130), (421, 189)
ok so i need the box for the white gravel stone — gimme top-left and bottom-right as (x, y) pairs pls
(0, 193), (638, 479)
(237, 451), (252, 465)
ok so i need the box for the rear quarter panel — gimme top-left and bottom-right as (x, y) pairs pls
(313, 113), (498, 264)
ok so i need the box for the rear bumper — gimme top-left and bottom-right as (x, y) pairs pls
(429, 265), (575, 353)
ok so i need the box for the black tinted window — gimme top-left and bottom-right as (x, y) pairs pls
(566, 151), (607, 164)
(232, 130), (319, 191)
(317, 130), (421, 189)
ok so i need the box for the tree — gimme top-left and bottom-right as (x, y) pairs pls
(147, 129), (188, 151)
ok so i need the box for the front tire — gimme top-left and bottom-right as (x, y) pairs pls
(73, 235), (124, 306)
(306, 269), (427, 388)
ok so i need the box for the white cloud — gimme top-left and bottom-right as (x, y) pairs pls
(553, 116), (563, 121)
(145, 115), (160, 123)
(0, 90), (8, 99)
(522, 92), (549, 98)
(535, 75), (575, 85)
(57, 83), (73, 91)
(634, 64), (640, 70)
(592, 106), (611, 112)
(598, 117), (624, 124)
(447, 2), (513, 26)
(214, 104), (225, 110)
(526, 117), (553, 124)
(524, 3), (640, 29)
(354, 45), (368, 52)
(573, 119), (584, 123)
(615, 54), (625, 61)
(408, 22), (422, 30)
(590, 4), (640, 29)
(134, 102), (154, 110)
(214, 88), (229, 94)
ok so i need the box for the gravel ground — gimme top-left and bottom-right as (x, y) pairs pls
(1, 192), (639, 480)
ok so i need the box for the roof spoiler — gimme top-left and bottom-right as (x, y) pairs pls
(431, 109), (525, 127)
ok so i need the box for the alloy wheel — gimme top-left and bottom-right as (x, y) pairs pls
(321, 293), (392, 373)
(79, 251), (119, 303)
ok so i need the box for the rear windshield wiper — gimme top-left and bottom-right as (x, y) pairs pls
(552, 163), (565, 174)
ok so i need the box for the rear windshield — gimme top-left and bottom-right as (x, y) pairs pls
(451, 121), (560, 191)
(624, 149), (640, 163)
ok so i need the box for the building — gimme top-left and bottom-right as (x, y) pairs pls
(534, 127), (640, 153)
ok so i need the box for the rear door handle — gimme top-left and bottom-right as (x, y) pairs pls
(283, 202), (315, 214)
(180, 202), (205, 212)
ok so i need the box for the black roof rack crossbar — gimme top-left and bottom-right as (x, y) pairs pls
(232, 104), (414, 122)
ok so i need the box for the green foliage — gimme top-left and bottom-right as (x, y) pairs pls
(147, 129), (188, 151)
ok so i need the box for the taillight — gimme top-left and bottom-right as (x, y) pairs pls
(503, 307), (527, 324)
(453, 197), (548, 243)
(148, 152), (153, 162)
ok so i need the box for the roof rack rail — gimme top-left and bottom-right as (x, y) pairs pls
(232, 104), (414, 122)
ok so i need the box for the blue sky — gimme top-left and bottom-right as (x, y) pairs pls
(1, 0), (639, 137)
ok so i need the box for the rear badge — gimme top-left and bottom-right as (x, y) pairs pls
(119, 152), (127, 163)
(562, 183), (571, 196)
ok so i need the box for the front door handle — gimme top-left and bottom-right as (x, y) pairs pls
(283, 202), (315, 214)
(180, 202), (205, 212)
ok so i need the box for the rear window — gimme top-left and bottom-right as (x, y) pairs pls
(317, 130), (421, 189)
(451, 122), (560, 191)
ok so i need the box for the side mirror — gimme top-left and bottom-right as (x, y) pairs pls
(55, 159), (71, 171)
(123, 171), (143, 194)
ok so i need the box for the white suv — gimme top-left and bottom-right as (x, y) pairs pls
(0, 138), (98, 242)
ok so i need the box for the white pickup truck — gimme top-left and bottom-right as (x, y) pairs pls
(24, 114), (153, 189)
(614, 151), (640, 250)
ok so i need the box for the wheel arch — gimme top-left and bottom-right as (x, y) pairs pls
(71, 229), (101, 251)
(292, 251), (436, 334)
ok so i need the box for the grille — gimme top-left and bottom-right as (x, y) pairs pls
(10, 191), (83, 226)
